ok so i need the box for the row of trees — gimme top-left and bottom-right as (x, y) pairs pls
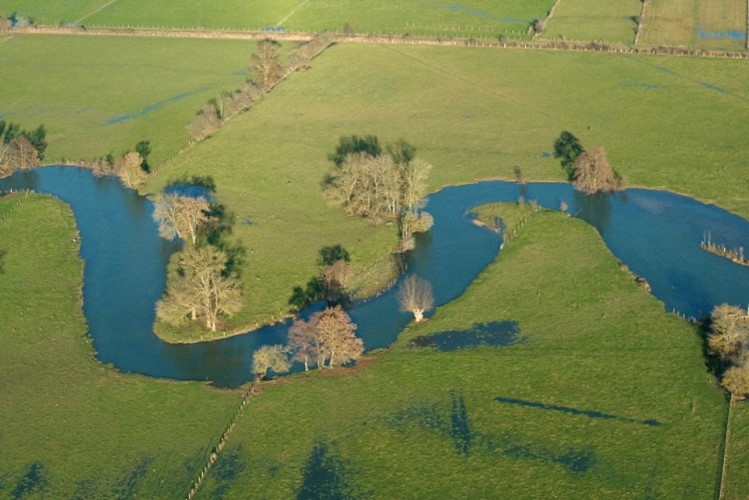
(189, 34), (334, 142)
(708, 304), (749, 398)
(552, 131), (624, 194)
(0, 121), (47, 176)
(325, 136), (434, 251)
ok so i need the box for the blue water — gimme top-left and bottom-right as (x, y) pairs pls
(2, 166), (749, 387)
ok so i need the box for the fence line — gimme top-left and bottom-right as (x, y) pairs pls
(634, 0), (648, 46)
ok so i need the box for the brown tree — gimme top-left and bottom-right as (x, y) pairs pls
(709, 304), (749, 361)
(251, 345), (291, 381)
(6, 135), (38, 170)
(315, 306), (363, 367)
(114, 151), (147, 188)
(288, 318), (319, 371)
(157, 246), (242, 332)
(722, 354), (749, 399)
(152, 193), (213, 245)
(188, 105), (221, 142)
(398, 274), (434, 322)
(571, 146), (618, 194)
(250, 39), (284, 91)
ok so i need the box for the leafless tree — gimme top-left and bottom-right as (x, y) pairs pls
(152, 193), (213, 245)
(157, 246), (242, 332)
(398, 274), (434, 322)
(315, 306), (363, 367)
(288, 318), (319, 371)
(250, 39), (284, 91)
(252, 345), (291, 380)
(722, 353), (749, 399)
(114, 151), (147, 188)
(709, 304), (749, 361)
(571, 146), (619, 194)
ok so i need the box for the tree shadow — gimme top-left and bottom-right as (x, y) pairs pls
(297, 442), (363, 500)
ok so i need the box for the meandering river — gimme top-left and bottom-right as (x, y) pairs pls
(2, 166), (749, 387)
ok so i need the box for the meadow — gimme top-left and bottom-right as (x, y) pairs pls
(198, 206), (726, 498)
(142, 41), (749, 337)
(540, 0), (642, 45)
(0, 35), (252, 166)
(639, 0), (747, 51)
(0, 194), (242, 497)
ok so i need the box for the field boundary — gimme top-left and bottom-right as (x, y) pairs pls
(4, 25), (749, 60)
(717, 395), (734, 499)
(634, 0), (648, 46)
(534, 0), (563, 39)
(75, 0), (120, 24)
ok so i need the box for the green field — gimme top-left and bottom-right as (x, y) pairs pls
(0, 194), (241, 498)
(724, 401), (749, 498)
(197, 207), (725, 497)
(540, 0), (642, 44)
(0, 0), (103, 24)
(0, 35), (251, 166)
(142, 42), (749, 337)
(639, 0), (748, 51)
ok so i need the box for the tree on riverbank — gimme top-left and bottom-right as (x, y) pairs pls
(114, 151), (147, 188)
(571, 147), (622, 194)
(252, 345), (291, 381)
(157, 246), (242, 332)
(0, 121), (47, 175)
(398, 274), (434, 322)
(709, 304), (749, 398)
(286, 306), (363, 369)
(325, 137), (433, 251)
(152, 193), (213, 245)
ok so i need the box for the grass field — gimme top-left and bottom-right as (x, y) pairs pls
(0, 194), (241, 497)
(639, 0), (747, 51)
(197, 207), (726, 497)
(724, 400), (749, 498)
(0, 0), (102, 24)
(81, 0), (552, 39)
(0, 35), (251, 166)
(540, 0), (642, 45)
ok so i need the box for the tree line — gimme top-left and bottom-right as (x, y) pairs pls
(707, 304), (749, 399)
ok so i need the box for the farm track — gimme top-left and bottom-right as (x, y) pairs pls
(3, 25), (749, 59)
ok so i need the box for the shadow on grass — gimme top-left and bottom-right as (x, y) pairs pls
(111, 455), (154, 499)
(11, 462), (47, 499)
(211, 446), (247, 499)
(380, 389), (597, 475)
(495, 397), (662, 427)
(409, 321), (524, 351)
(297, 442), (365, 500)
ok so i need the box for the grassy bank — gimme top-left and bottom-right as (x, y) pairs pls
(0, 194), (241, 497)
(0, 35), (252, 165)
(197, 206), (725, 497)
(723, 400), (749, 498)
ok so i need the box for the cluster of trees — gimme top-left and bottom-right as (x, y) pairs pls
(553, 131), (624, 194)
(0, 121), (47, 176)
(155, 180), (243, 333)
(289, 245), (354, 311)
(708, 304), (749, 398)
(0, 13), (33, 29)
(189, 34), (333, 141)
(251, 305), (363, 380)
(80, 140), (152, 188)
(324, 136), (434, 251)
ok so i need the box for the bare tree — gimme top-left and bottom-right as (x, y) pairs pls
(571, 146), (618, 194)
(6, 135), (38, 170)
(722, 353), (749, 399)
(288, 318), (318, 371)
(398, 274), (434, 322)
(152, 193), (213, 245)
(315, 306), (363, 367)
(252, 345), (291, 381)
(250, 39), (284, 91)
(114, 151), (147, 188)
(188, 105), (221, 142)
(157, 246), (242, 332)
(709, 304), (749, 361)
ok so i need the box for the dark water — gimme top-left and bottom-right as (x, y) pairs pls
(2, 166), (749, 387)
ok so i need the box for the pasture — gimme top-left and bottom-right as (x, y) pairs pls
(639, 0), (747, 51)
(198, 207), (726, 498)
(0, 194), (242, 498)
(144, 42), (749, 336)
(0, 35), (251, 166)
(540, 0), (642, 45)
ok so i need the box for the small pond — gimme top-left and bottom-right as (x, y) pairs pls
(2, 166), (749, 387)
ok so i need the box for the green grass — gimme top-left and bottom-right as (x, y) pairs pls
(724, 400), (749, 499)
(0, 0), (102, 24)
(85, 0), (554, 39)
(0, 35), (252, 165)
(198, 209), (725, 498)
(0, 193), (242, 498)
(696, 0), (747, 52)
(540, 0), (642, 45)
(143, 42), (749, 338)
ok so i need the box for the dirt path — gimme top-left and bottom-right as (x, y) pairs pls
(3, 25), (748, 59)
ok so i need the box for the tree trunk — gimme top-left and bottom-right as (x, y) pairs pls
(413, 309), (424, 322)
